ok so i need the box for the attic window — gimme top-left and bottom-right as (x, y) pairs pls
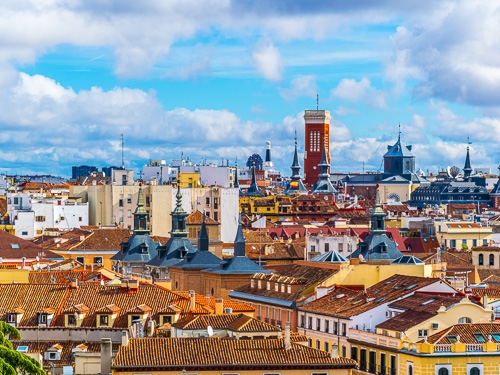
(447, 335), (458, 344)
(405, 284), (418, 290)
(11, 244), (20, 249)
(491, 333), (500, 341)
(375, 297), (386, 303)
(473, 333), (486, 342)
(421, 299), (435, 306)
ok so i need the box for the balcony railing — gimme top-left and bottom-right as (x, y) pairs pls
(350, 329), (400, 349)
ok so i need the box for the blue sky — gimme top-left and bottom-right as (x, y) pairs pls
(1, 1), (500, 178)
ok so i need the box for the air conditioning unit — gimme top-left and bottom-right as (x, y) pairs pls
(223, 308), (233, 314)
(432, 323), (439, 329)
(386, 311), (392, 318)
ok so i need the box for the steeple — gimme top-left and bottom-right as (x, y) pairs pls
(286, 131), (308, 194)
(370, 185), (386, 234)
(263, 141), (274, 170)
(234, 215), (246, 257)
(245, 164), (263, 196)
(133, 186), (150, 234)
(198, 212), (209, 251)
(234, 162), (239, 188)
(463, 139), (472, 179)
(170, 184), (189, 238)
(312, 142), (337, 194)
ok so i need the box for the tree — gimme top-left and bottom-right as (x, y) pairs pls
(0, 321), (45, 375)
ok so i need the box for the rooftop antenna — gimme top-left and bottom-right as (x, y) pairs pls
(316, 92), (319, 110)
(398, 123), (401, 141)
(120, 134), (125, 169)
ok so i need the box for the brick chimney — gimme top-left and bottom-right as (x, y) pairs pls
(100, 338), (112, 375)
(189, 290), (196, 311)
(215, 298), (224, 315)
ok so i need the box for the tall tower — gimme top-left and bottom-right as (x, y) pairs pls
(263, 141), (274, 170)
(304, 110), (331, 185)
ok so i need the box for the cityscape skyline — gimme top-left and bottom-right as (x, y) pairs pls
(1, 1), (500, 177)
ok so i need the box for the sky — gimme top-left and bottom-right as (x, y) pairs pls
(1, 0), (500, 178)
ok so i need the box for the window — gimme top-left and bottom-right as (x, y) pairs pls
(287, 285), (291, 293)
(418, 329), (428, 338)
(162, 316), (172, 325)
(308, 338), (312, 347)
(76, 256), (84, 264)
(21, 231), (28, 236)
(49, 352), (58, 360)
(472, 239), (477, 247)
(479, 254), (484, 265)
(437, 366), (450, 375)
(490, 254), (494, 266)
(473, 333), (486, 342)
(127, 209), (131, 218)
(341, 323), (347, 336)
(380, 353), (386, 375)
(78, 216), (82, 222)
(316, 318), (321, 331)
(119, 195), (124, 207)
(308, 317), (312, 329)
(351, 346), (358, 361)
(281, 284), (285, 293)
(450, 239), (456, 248)
(60, 216), (65, 221)
(35, 216), (46, 222)
(67, 314), (76, 326)
(146, 195), (150, 206)
(338, 243), (343, 252)
(469, 368), (480, 375)
(325, 320), (330, 333)
(462, 239), (467, 245)
(324, 341), (329, 352)
(333, 321), (338, 335)
(206, 197), (210, 205)
(14, 197), (19, 205)
(38, 314), (47, 324)
(324, 243), (329, 252)
(458, 317), (472, 324)
(311, 245), (316, 252)
(7, 314), (16, 323)
(316, 339), (320, 349)
(274, 283), (278, 292)
(94, 257), (103, 266)
(127, 194), (132, 203)
(266, 281), (271, 290)
(300, 315), (305, 328)
(100, 315), (109, 326)
(408, 364), (413, 375)
(369, 351), (376, 373)
(483, 239), (488, 245)
(342, 345), (346, 357)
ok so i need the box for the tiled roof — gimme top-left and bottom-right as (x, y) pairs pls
(186, 210), (220, 225)
(174, 313), (280, 332)
(424, 323), (500, 344)
(0, 284), (69, 326)
(70, 228), (131, 251)
(12, 340), (120, 367)
(112, 337), (357, 370)
(29, 269), (93, 284)
(300, 274), (445, 318)
(234, 264), (338, 302)
(175, 293), (255, 313)
(0, 230), (62, 260)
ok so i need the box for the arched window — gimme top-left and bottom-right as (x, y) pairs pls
(438, 368), (449, 375)
(470, 367), (480, 375)
(479, 254), (484, 265)
(408, 364), (413, 375)
(458, 317), (472, 324)
(316, 339), (321, 349)
(490, 254), (494, 266)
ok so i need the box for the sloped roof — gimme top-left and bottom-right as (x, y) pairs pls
(424, 323), (500, 345)
(0, 230), (62, 260)
(112, 337), (357, 370)
(311, 250), (348, 263)
(391, 255), (425, 264)
(186, 210), (220, 225)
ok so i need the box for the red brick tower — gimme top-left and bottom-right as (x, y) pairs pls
(303, 110), (331, 185)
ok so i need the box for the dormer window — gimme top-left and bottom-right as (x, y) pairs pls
(100, 315), (109, 326)
(287, 285), (292, 294)
(267, 281), (271, 291)
(274, 283), (279, 292)
(281, 284), (285, 293)
(258, 280), (262, 289)
(141, 243), (148, 253)
(250, 279), (255, 288)
(38, 314), (47, 325)
(68, 314), (76, 326)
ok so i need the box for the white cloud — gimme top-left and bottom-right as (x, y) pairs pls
(280, 75), (316, 101)
(252, 42), (283, 81)
(330, 77), (387, 109)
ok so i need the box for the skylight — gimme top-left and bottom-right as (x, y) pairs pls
(17, 346), (28, 353)
(491, 333), (500, 341)
(11, 244), (20, 249)
(447, 335), (458, 344)
(421, 299), (435, 306)
(406, 284), (418, 290)
(473, 333), (486, 342)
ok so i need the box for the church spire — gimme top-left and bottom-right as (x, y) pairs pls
(245, 164), (263, 196)
(133, 186), (150, 233)
(286, 131), (307, 194)
(198, 211), (209, 251)
(234, 215), (246, 257)
(370, 185), (386, 234)
(313, 141), (337, 194)
(170, 183), (189, 238)
(291, 131), (301, 177)
(463, 138), (472, 179)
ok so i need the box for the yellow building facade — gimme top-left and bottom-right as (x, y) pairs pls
(434, 220), (492, 250)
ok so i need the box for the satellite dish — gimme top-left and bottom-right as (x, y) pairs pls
(207, 325), (214, 337)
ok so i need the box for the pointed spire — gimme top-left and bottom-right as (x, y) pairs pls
(313, 141), (337, 194)
(234, 162), (239, 188)
(198, 211), (209, 251)
(463, 138), (472, 179)
(170, 183), (189, 238)
(370, 185), (386, 233)
(291, 131), (301, 173)
(398, 123), (401, 142)
(234, 214), (246, 257)
(245, 164), (263, 196)
(133, 186), (149, 233)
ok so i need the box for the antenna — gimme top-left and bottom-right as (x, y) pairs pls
(316, 92), (319, 110)
(120, 134), (125, 169)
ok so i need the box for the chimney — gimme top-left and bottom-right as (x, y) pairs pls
(121, 330), (129, 346)
(284, 321), (291, 349)
(189, 290), (196, 311)
(331, 343), (339, 358)
(483, 294), (489, 309)
(100, 338), (112, 375)
(215, 298), (224, 315)
(71, 279), (79, 289)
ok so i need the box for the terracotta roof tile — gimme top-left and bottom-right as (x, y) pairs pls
(424, 323), (500, 344)
(186, 210), (220, 225)
(112, 337), (357, 370)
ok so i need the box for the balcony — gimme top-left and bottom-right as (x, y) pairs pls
(350, 329), (400, 350)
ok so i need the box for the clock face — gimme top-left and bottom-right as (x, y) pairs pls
(313, 166), (317, 170)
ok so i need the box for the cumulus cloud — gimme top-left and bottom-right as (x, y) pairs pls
(252, 42), (283, 81)
(280, 75), (316, 101)
(330, 77), (387, 109)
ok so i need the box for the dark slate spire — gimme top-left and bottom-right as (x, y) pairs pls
(234, 162), (239, 188)
(291, 131), (301, 178)
(370, 185), (386, 234)
(198, 212), (209, 251)
(265, 141), (272, 163)
(133, 186), (149, 233)
(286, 131), (308, 194)
(234, 215), (246, 257)
(463, 141), (472, 179)
(245, 165), (263, 196)
(313, 142), (337, 194)
(170, 184), (189, 238)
